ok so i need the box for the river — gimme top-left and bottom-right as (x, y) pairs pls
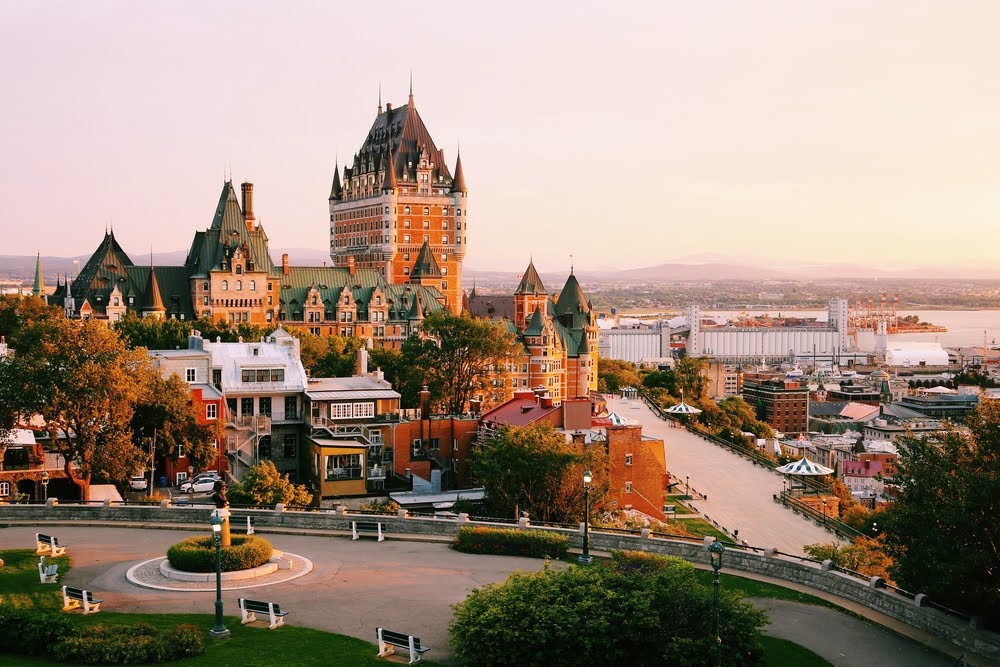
(700, 310), (1000, 349)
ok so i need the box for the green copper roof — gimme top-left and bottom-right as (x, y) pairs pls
(515, 260), (546, 295)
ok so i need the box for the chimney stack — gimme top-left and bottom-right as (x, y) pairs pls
(282, 253), (289, 276)
(419, 385), (431, 420)
(241, 182), (255, 231)
(348, 256), (356, 276)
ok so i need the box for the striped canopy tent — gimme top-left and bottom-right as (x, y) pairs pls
(607, 412), (638, 425)
(775, 457), (834, 476)
(665, 390), (702, 415)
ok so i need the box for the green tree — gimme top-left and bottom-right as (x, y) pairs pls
(289, 329), (365, 378)
(597, 358), (642, 394)
(674, 356), (709, 402)
(226, 460), (312, 508)
(11, 318), (152, 499)
(114, 312), (190, 350)
(472, 422), (608, 522)
(130, 374), (225, 487)
(449, 554), (767, 667)
(803, 536), (893, 582)
(402, 312), (520, 415)
(881, 401), (1000, 624)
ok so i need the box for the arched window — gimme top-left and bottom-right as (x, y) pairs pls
(113, 297), (120, 306)
(423, 207), (429, 215)
(236, 280), (242, 291)
(250, 280), (256, 291)
(222, 280), (229, 291)
(404, 206), (411, 215)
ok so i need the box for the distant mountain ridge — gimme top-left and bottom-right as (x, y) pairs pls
(3, 250), (1000, 286)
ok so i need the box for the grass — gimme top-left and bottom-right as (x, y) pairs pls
(760, 636), (834, 667)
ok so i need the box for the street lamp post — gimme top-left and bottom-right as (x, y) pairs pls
(871, 521), (878, 536)
(209, 514), (230, 639)
(578, 469), (593, 565)
(821, 498), (828, 526)
(708, 540), (725, 667)
(41, 471), (49, 501)
(685, 475), (690, 497)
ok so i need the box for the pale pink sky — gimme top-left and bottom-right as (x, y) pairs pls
(2, 1), (999, 272)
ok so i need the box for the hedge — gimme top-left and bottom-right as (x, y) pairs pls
(453, 526), (569, 559)
(52, 622), (204, 664)
(166, 535), (273, 572)
(0, 609), (75, 656)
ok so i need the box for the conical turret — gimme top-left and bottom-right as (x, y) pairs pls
(32, 252), (45, 298)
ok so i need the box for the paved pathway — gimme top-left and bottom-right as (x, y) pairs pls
(607, 395), (834, 555)
(1, 525), (970, 666)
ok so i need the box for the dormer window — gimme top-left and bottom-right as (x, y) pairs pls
(343, 296), (349, 304)
(236, 265), (242, 275)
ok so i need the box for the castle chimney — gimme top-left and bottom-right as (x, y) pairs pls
(419, 385), (431, 420)
(282, 253), (289, 276)
(241, 182), (255, 231)
(348, 256), (356, 276)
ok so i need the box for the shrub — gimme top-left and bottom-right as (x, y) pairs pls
(450, 560), (767, 666)
(167, 534), (273, 572)
(453, 526), (569, 559)
(0, 609), (75, 656)
(52, 622), (205, 664)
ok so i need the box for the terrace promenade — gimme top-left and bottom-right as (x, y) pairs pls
(0, 525), (964, 665)
(605, 394), (833, 555)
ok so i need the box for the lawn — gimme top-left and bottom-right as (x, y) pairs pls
(1, 548), (833, 666)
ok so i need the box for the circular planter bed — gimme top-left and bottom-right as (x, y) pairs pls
(166, 535), (273, 573)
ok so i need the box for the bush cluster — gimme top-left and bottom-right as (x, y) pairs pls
(0, 609), (75, 656)
(167, 534), (273, 572)
(453, 526), (569, 559)
(52, 622), (204, 664)
(450, 556), (767, 667)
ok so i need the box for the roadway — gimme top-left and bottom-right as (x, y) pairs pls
(606, 394), (836, 556)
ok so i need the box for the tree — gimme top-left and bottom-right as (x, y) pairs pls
(803, 536), (893, 582)
(12, 318), (152, 499)
(226, 460), (312, 508)
(289, 329), (365, 378)
(114, 314), (272, 350)
(674, 356), (709, 402)
(129, 374), (225, 486)
(401, 312), (520, 415)
(881, 401), (1000, 625)
(597, 358), (642, 394)
(449, 554), (767, 667)
(472, 422), (607, 522)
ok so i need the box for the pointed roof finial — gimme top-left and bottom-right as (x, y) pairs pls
(378, 82), (382, 115)
(408, 70), (414, 106)
(570, 252), (574, 275)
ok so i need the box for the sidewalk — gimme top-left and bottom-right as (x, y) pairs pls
(0, 525), (972, 666)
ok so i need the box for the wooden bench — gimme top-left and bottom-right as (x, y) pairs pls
(36, 533), (66, 556)
(237, 597), (288, 629)
(376, 627), (429, 664)
(352, 520), (385, 542)
(38, 556), (59, 584)
(62, 586), (102, 614)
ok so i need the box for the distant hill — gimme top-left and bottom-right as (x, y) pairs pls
(4, 250), (1000, 289)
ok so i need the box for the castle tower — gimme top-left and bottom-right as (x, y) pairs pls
(330, 89), (466, 314)
(513, 259), (547, 331)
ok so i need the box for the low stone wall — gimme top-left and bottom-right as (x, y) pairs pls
(2, 503), (996, 661)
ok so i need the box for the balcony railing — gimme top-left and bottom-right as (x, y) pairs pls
(325, 466), (362, 481)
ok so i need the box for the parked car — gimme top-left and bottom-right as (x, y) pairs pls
(180, 472), (221, 494)
(129, 475), (148, 491)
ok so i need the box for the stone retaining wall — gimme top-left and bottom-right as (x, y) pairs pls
(2, 503), (996, 661)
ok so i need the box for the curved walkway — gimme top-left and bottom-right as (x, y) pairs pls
(0, 525), (965, 666)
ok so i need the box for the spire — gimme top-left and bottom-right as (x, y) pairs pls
(382, 148), (398, 192)
(515, 259), (546, 295)
(408, 70), (414, 107)
(378, 82), (382, 115)
(144, 259), (166, 316)
(329, 163), (343, 201)
(32, 252), (44, 297)
(410, 240), (443, 280)
(451, 149), (467, 193)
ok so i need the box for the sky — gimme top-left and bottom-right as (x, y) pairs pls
(2, 1), (999, 274)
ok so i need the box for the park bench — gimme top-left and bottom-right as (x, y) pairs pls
(237, 597), (288, 629)
(352, 520), (385, 542)
(35, 533), (66, 556)
(38, 556), (59, 584)
(62, 586), (103, 614)
(376, 627), (429, 664)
